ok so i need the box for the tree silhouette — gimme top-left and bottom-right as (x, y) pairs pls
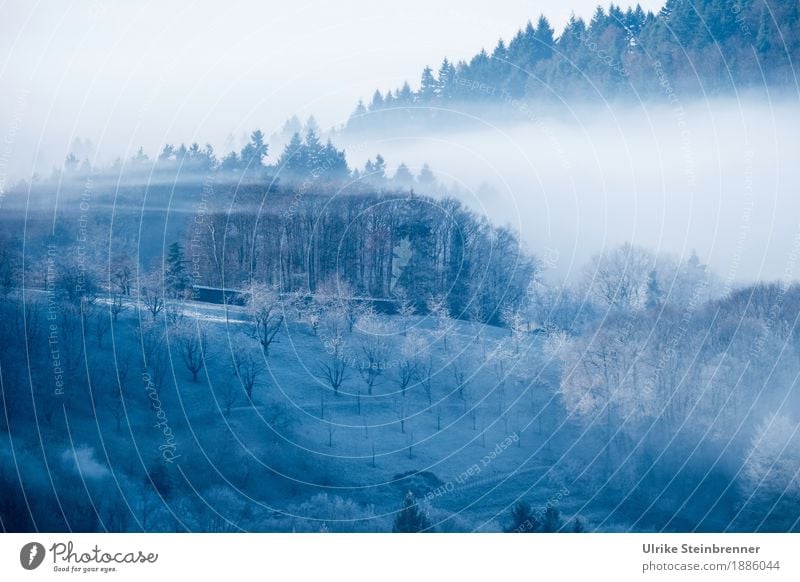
(392, 492), (431, 533)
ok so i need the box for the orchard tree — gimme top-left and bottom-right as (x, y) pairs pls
(249, 283), (285, 356)
(234, 348), (265, 401)
(397, 333), (423, 395)
(427, 295), (454, 352)
(359, 341), (387, 395)
(178, 325), (208, 382)
(139, 272), (165, 319)
(394, 286), (416, 335)
(318, 332), (348, 395)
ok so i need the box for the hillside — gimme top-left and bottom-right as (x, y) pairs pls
(4, 267), (798, 532)
(346, 0), (800, 132)
(0, 293), (578, 532)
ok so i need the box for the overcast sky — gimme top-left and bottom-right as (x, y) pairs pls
(0, 0), (664, 173)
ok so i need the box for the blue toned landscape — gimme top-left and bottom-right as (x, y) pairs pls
(1, 0), (799, 533)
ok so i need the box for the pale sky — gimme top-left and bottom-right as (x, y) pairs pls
(0, 0), (664, 173)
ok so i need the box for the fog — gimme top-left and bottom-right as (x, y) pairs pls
(3, 1), (793, 283)
(0, 0), (661, 176)
(338, 96), (800, 284)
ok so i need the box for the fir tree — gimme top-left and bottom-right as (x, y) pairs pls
(541, 506), (563, 532)
(370, 89), (384, 111)
(277, 132), (304, 175)
(437, 58), (456, 101)
(166, 242), (188, 298)
(393, 163), (415, 189)
(392, 492), (431, 532)
(645, 269), (662, 309)
(240, 129), (268, 170)
(417, 163), (436, 189)
(418, 66), (437, 101)
(504, 500), (538, 532)
(397, 81), (413, 104)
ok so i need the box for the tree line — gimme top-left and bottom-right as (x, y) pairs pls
(347, 0), (799, 130)
(54, 126), (440, 196)
(182, 187), (536, 323)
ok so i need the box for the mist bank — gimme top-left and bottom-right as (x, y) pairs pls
(336, 96), (800, 285)
(5, 95), (798, 287)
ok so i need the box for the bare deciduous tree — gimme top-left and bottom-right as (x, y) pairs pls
(451, 354), (469, 402)
(420, 355), (434, 406)
(92, 309), (111, 348)
(221, 382), (238, 415)
(178, 326), (208, 382)
(249, 283), (284, 356)
(583, 242), (653, 310)
(397, 334), (423, 396)
(110, 294), (127, 322)
(318, 333), (347, 395)
(108, 388), (125, 432)
(427, 294), (453, 352)
(394, 286), (416, 336)
(111, 253), (134, 295)
(234, 348), (265, 401)
(359, 340), (387, 395)
(137, 323), (164, 369)
(140, 276), (165, 319)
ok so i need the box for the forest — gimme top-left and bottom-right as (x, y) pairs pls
(347, 0), (799, 131)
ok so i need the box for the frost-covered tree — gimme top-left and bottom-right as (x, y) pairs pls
(396, 333), (423, 395)
(316, 276), (359, 333)
(427, 294), (454, 352)
(500, 304), (528, 354)
(742, 414), (800, 499)
(249, 283), (285, 356)
(583, 242), (653, 310)
(558, 315), (655, 464)
(394, 286), (416, 335)
(318, 332), (348, 395)
(139, 272), (165, 319)
(111, 253), (134, 295)
(359, 340), (387, 395)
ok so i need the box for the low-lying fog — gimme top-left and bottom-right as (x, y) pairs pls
(339, 96), (800, 285)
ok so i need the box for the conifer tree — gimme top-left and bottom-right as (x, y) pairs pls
(392, 492), (431, 532)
